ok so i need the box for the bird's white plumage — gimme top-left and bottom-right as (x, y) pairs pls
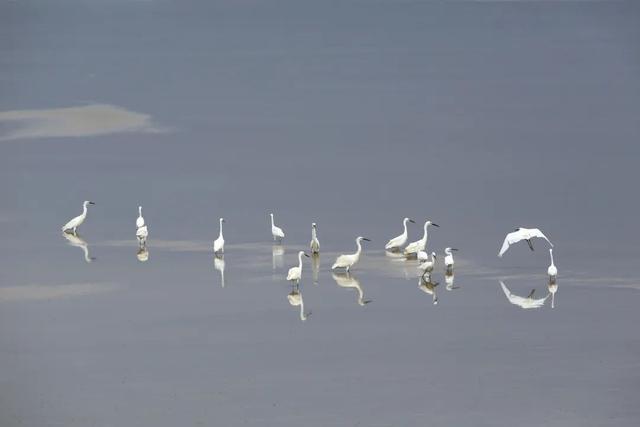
(310, 223), (320, 254)
(62, 200), (94, 234)
(213, 217), (225, 254)
(332, 236), (369, 272)
(498, 227), (553, 257)
(270, 213), (285, 241)
(385, 217), (414, 250)
(500, 281), (549, 309)
(418, 252), (437, 273)
(136, 206), (145, 228)
(404, 220), (438, 255)
(287, 251), (308, 283)
(444, 247), (457, 269)
(547, 248), (558, 277)
(136, 225), (148, 246)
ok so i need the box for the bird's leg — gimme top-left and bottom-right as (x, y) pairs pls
(527, 289), (536, 299)
(527, 239), (534, 251)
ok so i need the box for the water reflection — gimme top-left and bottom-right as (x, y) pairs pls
(548, 280), (558, 309)
(418, 274), (439, 305)
(214, 255), (225, 288)
(311, 253), (320, 285)
(445, 272), (459, 291)
(332, 272), (371, 306)
(385, 250), (415, 279)
(136, 247), (149, 262)
(62, 232), (95, 263)
(287, 286), (310, 321)
(499, 281), (549, 309)
(272, 244), (284, 270)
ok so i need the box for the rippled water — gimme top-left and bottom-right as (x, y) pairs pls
(1, 1), (639, 426)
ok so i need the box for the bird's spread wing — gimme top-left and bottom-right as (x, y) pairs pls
(530, 228), (553, 247)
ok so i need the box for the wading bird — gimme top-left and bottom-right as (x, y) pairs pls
(213, 217), (225, 255)
(310, 223), (320, 254)
(418, 251), (437, 275)
(404, 220), (439, 256)
(547, 248), (558, 280)
(444, 247), (458, 273)
(136, 206), (145, 228)
(136, 225), (148, 247)
(332, 236), (370, 272)
(498, 227), (553, 257)
(61, 200), (95, 234)
(270, 213), (285, 242)
(385, 217), (415, 251)
(287, 251), (309, 284)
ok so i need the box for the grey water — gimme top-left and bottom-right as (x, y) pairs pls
(1, 1), (639, 426)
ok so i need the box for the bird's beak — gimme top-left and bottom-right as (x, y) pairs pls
(363, 238), (371, 242)
(432, 223), (439, 227)
(304, 253), (310, 258)
(409, 219), (415, 224)
(89, 201), (95, 205)
(452, 248), (459, 251)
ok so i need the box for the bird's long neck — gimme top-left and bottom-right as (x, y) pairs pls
(298, 252), (304, 269)
(138, 206), (142, 216)
(355, 239), (363, 257)
(402, 220), (408, 237)
(81, 204), (88, 217)
(421, 224), (429, 242)
(550, 250), (555, 266)
(219, 219), (224, 237)
(270, 215), (275, 227)
(299, 296), (306, 320)
(312, 227), (317, 240)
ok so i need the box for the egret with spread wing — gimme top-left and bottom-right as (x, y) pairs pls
(498, 227), (552, 257)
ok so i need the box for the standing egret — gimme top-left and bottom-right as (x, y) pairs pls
(310, 223), (320, 254)
(61, 201), (95, 234)
(547, 248), (558, 280)
(213, 217), (225, 255)
(498, 227), (553, 257)
(270, 213), (285, 242)
(136, 225), (148, 247)
(404, 220), (439, 256)
(499, 281), (549, 309)
(444, 247), (458, 273)
(418, 274), (439, 305)
(418, 252), (437, 275)
(136, 206), (145, 228)
(385, 217), (415, 251)
(331, 236), (370, 272)
(287, 251), (309, 284)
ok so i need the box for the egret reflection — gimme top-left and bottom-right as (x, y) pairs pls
(62, 232), (95, 263)
(287, 286), (310, 321)
(548, 280), (558, 308)
(311, 253), (320, 285)
(272, 244), (284, 270)
(332, 272), (371, 306)
(136, 247), (149, 262)
(445, 272), (459, 291)
(418, 274), (439, 304)
(385, 250), (415, 279)
(214, 255), (225, 288)
(499, 281), (549, 309)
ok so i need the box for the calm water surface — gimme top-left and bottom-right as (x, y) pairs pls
(1, 1), (639, 426)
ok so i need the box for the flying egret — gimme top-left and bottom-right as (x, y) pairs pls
(332, 272), (371, 306)
(385, 217), (415, 251)
(310, 223), (320, 254)
(498, 227), (553, 257)
(332, 236), (370, 272)
(136, 225), (148, 247)
(136, 206), (145, 228)
(62, 232), (95, 263)
(213, 217), (225, 255)
(287, 288), (311, 321)
(418, 274), (439, 305)
(418, 251), (437, 275)
(547, 248), (558, 279)
(499, 281), (549, 309)
(404, 220), (439, 256)
(270, 213), (285, 242)
(444, 247), (458, 273)
(287, 251), (309, 284)
(61, 200), (95, 234)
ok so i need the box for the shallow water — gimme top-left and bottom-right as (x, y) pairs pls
(1, 1), (639, 426)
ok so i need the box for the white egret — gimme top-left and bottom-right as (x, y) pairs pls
(404, 220), (439, 256)
(62, 232), (95, 263)
(444, 247), (458, 272)
(332, 236), (370, 272)
(136, 206), (145, 228)
(287, 288), (310, 321)
(418, 251), (437, 274)
(270, 213), (285, 242)
(499, 281), (549, 309)
(213, 217), (225, 255)
(332, 272), (371, 306)
(385, 217), (415, 251)
(61, 200), (95, 234)
(418, 274), (439, 305)
(498, 227), (553, 257)
(136, 225), (148, 247)
(310, 222), (320, 254)
(547, 248), (558, 279)
(287, 250), (309, 284)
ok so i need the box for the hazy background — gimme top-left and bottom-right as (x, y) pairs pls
(0, 1), (639, 426)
